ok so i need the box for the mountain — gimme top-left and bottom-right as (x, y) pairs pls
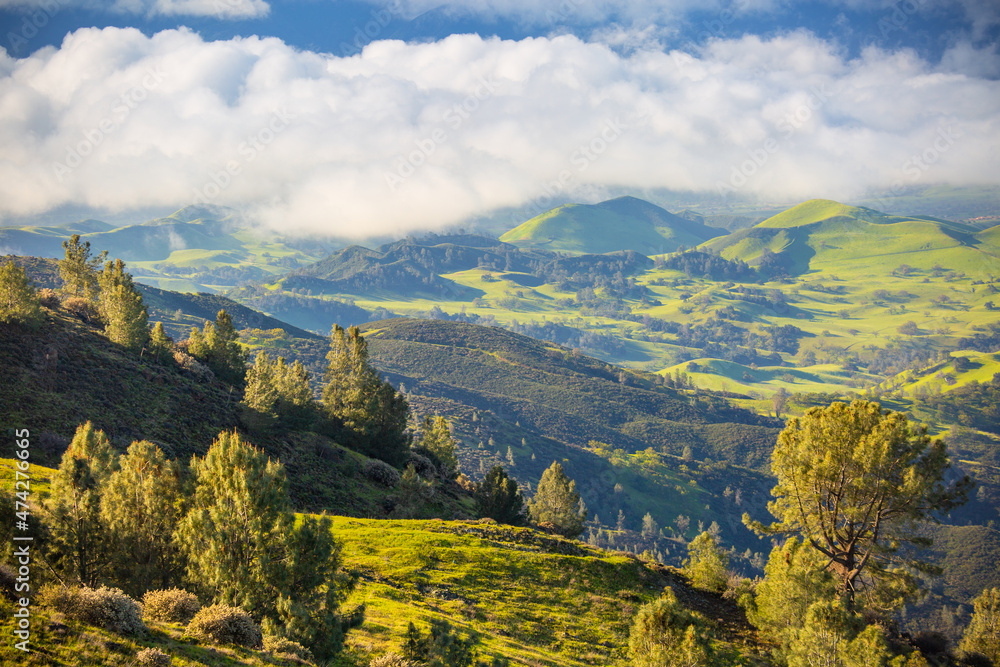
(500, 196), (725, 255)
(702, 198), (997, 277)
(0, 205), (331, 293)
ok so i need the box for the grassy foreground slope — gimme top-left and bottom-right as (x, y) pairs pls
(0, 462), (762, 667)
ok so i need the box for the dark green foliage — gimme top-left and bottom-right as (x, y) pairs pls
(323, 325), (410, 466)
(185, 309), (247, 386)
(101, 441), (186, 596)
(176, 431), (293, 612)
(176, 431), (355, 660)
(404, 619), (478, 667)
(0, 260), (42, 327)
(242, 351), (314, 431)
(474, 465), (525, 525)
(527, 461), (586, 538)
(44, 421), (117, 586)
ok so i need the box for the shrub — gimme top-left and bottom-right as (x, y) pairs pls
(264, 635), (314, 662)
(136, 647), (171, 666)
(38, 288), (61, 308)
(364, 458), (401, 487)
(370, 652), (416, 667)
(143, 588), (201, 624)
(172, 350), (214, 381)
(62, 296), (100, 323)
(186, 604), (263, 649)
(39, 584), (146, 636)
(408, 451), (437, 479)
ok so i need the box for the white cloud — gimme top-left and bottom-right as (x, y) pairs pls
(0, 0), (269, 19)
(0, 26), (998, 237)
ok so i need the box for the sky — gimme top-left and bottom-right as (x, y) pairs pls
(0, 0), (998, 237)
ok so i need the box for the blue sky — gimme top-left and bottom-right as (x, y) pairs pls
(0, 0), (997, 235)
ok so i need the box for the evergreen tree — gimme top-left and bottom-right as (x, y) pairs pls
(243, 353), (314, 430)
(628, 589), (714, 667)
(419, 415), (459, 478)
(0, 260), (42, 327)
(97, 258), (149, 351)
(617, 509), (626, 531)
(527, 461), (587, 538)
(148, 321), (172, 362)
(746, 537), (838, 647)
(100, 440), (185, 595)
(322, 325), (409, 465)
(176, 431), (354, 660)
(746, 400), (970, 609)
(176, 431), (291, 612)
(59, 234), (105, 300)
(960, 587), (1000, 665)
(474, 465), (524, 525)
(685, 531), (729, 592)
(206, 310), (247, 385)
(44, 422), (117, 586)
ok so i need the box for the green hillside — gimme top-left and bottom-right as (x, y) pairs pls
(0, 455), (761, 667)
(0, 205), (330, 293)
(500, 196), (723, 255)
(703, 198), (996, 277)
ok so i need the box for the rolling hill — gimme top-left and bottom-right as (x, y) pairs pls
(703, 198), (998, 277)
(500, 195), (725, 255)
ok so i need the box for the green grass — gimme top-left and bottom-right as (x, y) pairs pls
(500, 196), (720, 255)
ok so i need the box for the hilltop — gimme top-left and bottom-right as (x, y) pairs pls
(703, 198), (996, 277)
(500, 196), (724, 255)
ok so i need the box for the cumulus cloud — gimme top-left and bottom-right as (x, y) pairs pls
(0, 0), (269, 19)
(0, 26), (997, 237)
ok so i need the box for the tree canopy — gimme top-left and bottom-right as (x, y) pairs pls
(0, 260), (42, 327)
(59, 234), (105, 300)
(322, 324), (410, 466)
(746, 400), (970, 609)
(474, 465), (524, 525)
(527, 461), (587, 538)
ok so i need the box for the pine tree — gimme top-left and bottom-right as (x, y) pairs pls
(148, 321), (172, 362)
(527, 461), (587, 538)
(628, 589), (714, 667)
(97, 258), (149, 351)
(474, 465), (524, 525)
(960, 587), (1000, 665)
(101, 440), (185, 595)
(322, 325), (409, 465)
(243, 353), (314, 430)
(206, 310), (247, 385)
(176, 431), (354, 660)
(685, 531), (729, 592)
(44, 422), (117, 586)
(59, 234), (105, 300)
(176, 431), (291, 612)
(419, 415), (459, 478)
(617, 509), (626, 531)
(0, 260), (42, 327)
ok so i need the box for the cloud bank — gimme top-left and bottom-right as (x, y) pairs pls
(0, 27), (998, 236)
